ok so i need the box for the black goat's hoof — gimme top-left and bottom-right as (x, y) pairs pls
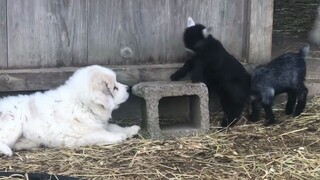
(263, 119), (276, 126)
(285, 109), (293, 115)
(191, 80), (202, 83)
(221, 120), (229, 128)
(293, 111), (302, 117)
(285, 112), (293, 115)
(170, 75), (179, 81)
(248, 115), (259, 123)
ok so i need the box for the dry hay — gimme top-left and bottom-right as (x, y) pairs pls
(0, 97), (320, 180)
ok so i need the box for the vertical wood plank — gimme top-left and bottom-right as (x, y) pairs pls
(88, 0), (167, 65)
(213, 0), (246, 60)
(7, 0), (87, 68)
(0, 0), (7, 69)
(166, 0), (246, 63)
(247, 0), (274, 64)
(166, 0), (209, 63)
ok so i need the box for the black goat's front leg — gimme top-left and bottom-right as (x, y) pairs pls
(221, 114), (229, 128)
(191, 63), (204, 83)
(219, 84), (247, 127)
(221, 112), (237, 128)
(220, 98), (245, 127)
(263, 104), (276, 126)
(285, 90), (297, 115)
(221, 107), (243, 128)
(170, 59), (194, 81)
(294, 85), (308, 116)
(249, 100), (261, 122)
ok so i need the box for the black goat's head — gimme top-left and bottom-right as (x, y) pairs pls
(183, 17), (213, 52)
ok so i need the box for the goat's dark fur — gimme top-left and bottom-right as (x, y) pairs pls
(249, 44), (310, 126)
(183, 24), (206, 51)
(171, 23), (251, 127)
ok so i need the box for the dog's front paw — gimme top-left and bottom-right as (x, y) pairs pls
(125, 125), (141, 138)
(111, 133), (128, 143)
(0, 145), (13, 157)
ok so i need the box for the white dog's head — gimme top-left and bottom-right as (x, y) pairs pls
(66, 65), (129, 113)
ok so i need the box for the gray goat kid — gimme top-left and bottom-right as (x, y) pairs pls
(249, 44), (310, 126)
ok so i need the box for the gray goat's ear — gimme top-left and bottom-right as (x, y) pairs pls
(187, 17), (195, 27)
(202, 26), (213, 38)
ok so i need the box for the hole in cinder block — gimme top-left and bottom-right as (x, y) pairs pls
(159, 95), (201, 130)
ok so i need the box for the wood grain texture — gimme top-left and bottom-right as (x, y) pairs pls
(0, 64), (181, 91)
(88, 0), (247, 65)
(247, 0), (274, 64)
(0, 0), (7, 69)
(88, 0), (167, 65)
(0, 60), (318, 92)
(0, 69), (74, 91)
(4, 0), (266, 68)
(0, 0), (275, 92)
(213, 0), (246, 60)
(7, 0), (87, 68)
(166, 0), (246, 63)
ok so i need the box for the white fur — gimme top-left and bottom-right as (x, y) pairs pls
(0, 65), (140, 156)
(187, 17), (195, 27)
(202, 26), (214, 38)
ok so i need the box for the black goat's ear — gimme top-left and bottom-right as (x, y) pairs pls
(187, 17), (195, 27)
(202, 26), (213, 38)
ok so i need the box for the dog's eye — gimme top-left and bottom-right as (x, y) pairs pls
(114, 86), (118, 91)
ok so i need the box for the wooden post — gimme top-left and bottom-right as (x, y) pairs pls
(247, 0), (274, 65)
(0, 0), (7, 69)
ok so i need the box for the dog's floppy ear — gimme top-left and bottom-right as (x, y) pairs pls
(187, 17), (195, 27)
(90, 76), (116, 110)
(93, 90), (115, 110)
(101, 81), (114, 98)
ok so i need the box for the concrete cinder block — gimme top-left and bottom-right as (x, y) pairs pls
(132, 81), (210, 139)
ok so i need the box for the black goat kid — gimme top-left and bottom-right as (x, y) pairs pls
(249, 44), (310, 126)
(170, 17), (251, 127)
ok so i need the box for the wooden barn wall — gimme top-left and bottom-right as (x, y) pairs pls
(7, 0), (88, 68)
(0, 0), (273, 92)
(0, 0), (6, 69)
(247, 0), (274, 64)
(87, 0), (168, 65)
(1, 0), (249, 69)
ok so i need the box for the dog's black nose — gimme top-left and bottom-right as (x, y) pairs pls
(127, 86), (132, 93)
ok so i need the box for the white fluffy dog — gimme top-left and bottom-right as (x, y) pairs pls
(0, 65), (140, 156)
